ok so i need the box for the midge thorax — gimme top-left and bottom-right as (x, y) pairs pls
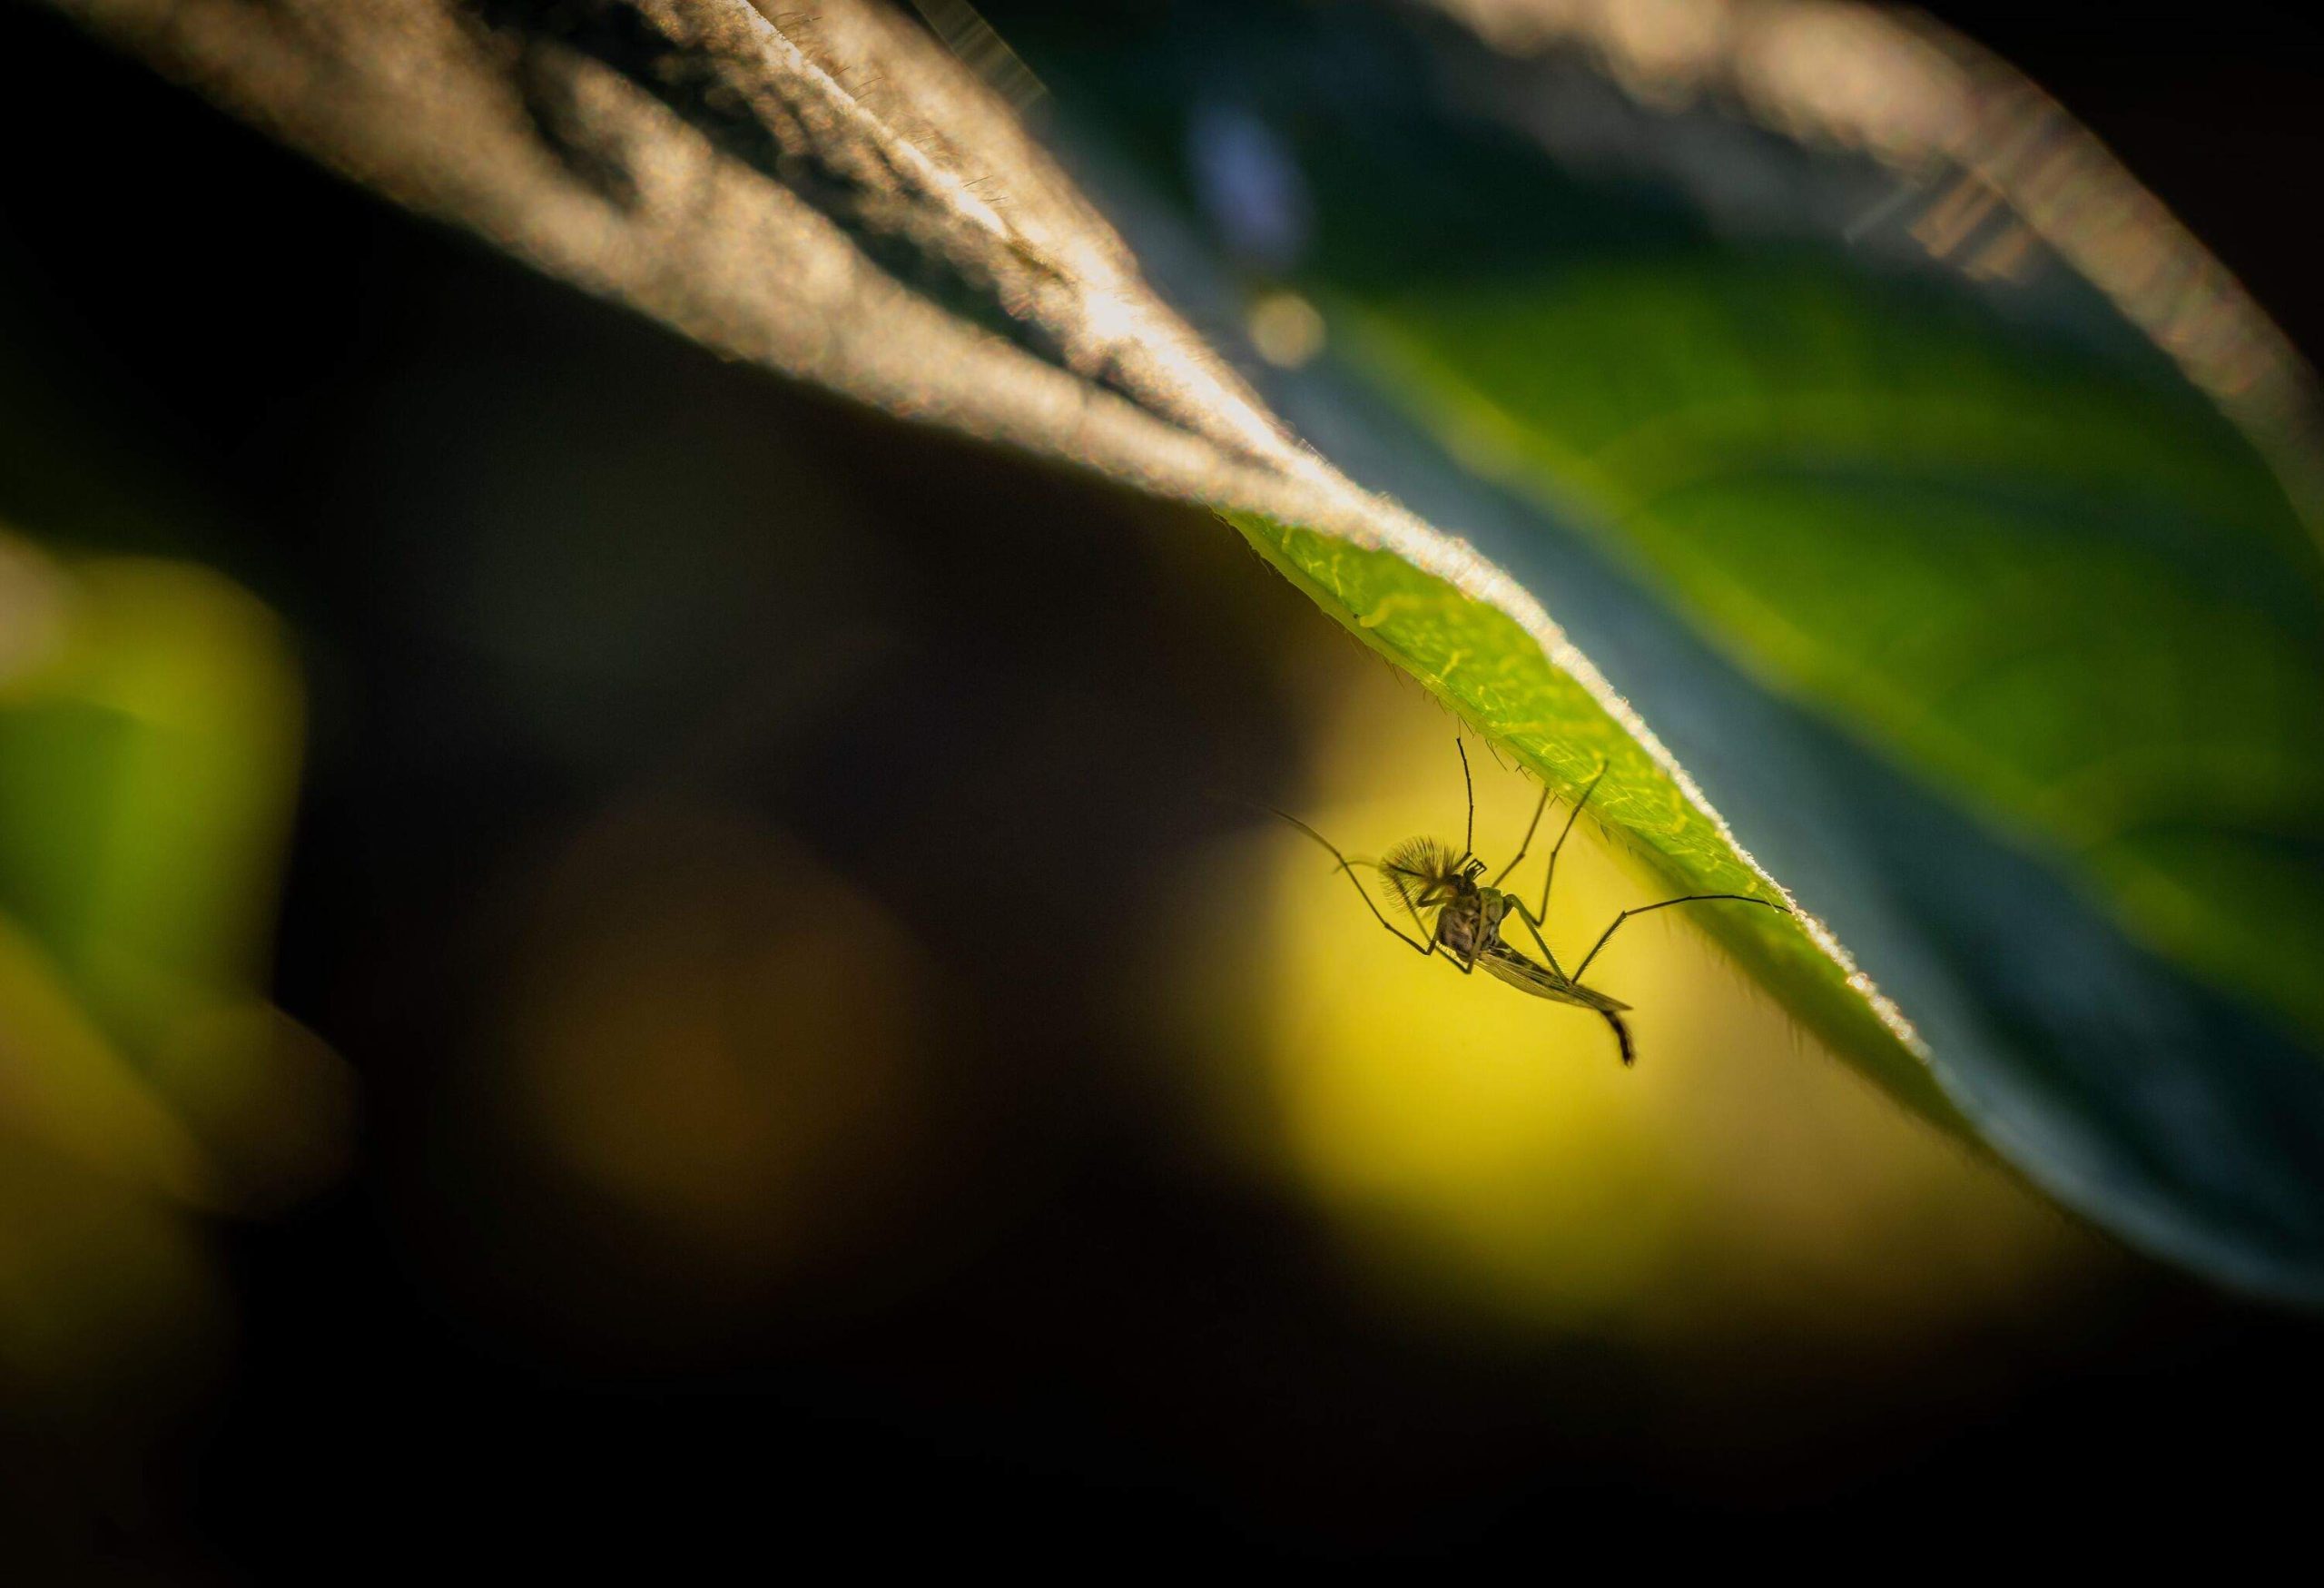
(1262, 745), (1784, 1067)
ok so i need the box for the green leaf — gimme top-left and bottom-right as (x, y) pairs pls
(0, 544), (340, 1207)
(1348, 258), (2324, 1054)
(984, 0), (2324, 1297)
(1227, 508), (1960, 1129)
(0, 558), (304, 1034)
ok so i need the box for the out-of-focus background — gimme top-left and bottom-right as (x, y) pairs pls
(3, 0), (2321, 1573)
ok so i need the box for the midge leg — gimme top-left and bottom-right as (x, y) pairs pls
(1255, 804), (1438, 952)
(1433, 922), (1481, 975)
(1489, 761), (1609, 919)
(1501, 900), (1570, 980)
(1571, 893), (1786, 982)
(1454, 739), (1475, 862)
(1489, 780), (1551, 889)
(1537, 762), (1607, 924)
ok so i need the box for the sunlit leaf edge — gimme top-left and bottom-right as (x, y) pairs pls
(1225, 508), (1967, 1134)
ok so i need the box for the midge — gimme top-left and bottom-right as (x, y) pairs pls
(1264, 744), (1784, 1066)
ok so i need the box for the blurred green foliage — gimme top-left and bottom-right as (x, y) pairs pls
(0, 532), (343, 1398)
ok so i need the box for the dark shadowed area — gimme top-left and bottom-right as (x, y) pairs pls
(3, 3), (2322, 1574)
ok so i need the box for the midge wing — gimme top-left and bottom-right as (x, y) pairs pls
(1479, 942), (1631, 1013)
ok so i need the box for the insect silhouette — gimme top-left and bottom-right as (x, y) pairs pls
(1263, 744), (1786, 1066)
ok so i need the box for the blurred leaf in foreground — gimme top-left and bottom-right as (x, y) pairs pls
(0, 532), (347, 1402)
(41, 0), (2324, 1298)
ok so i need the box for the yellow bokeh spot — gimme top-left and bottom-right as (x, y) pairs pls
(1267, 810), (1689, 1319)
(1247, 291), (1328, 369)
(1173, 661), (2101, 1349)
(495, 799), (937, 1278)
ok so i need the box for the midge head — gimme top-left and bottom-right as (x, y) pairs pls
(1365, 743), (1506, 927)
(1378, 836), (1487, 911)
(1253, 737), (1787, 1068)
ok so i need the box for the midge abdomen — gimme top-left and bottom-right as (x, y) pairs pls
(1429, 888), (1507, 959)
(1433, 905), (1488, 960)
